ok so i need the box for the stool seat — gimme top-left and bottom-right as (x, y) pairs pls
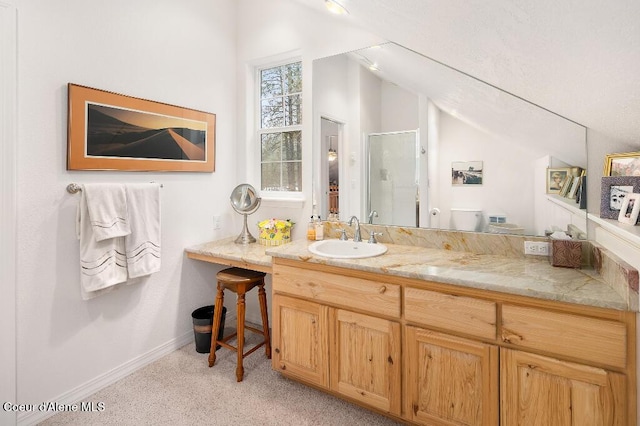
(208, 267), (271, 382)
(216, 267), (266, 293)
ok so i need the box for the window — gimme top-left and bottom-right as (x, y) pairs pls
(259, 61), (302, 192)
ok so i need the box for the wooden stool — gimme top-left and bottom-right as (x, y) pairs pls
(208, 267), (271, 382)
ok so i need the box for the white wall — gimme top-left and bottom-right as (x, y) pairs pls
(437, 112), (536, 234)
(235, 0), (382, 231)
(14, 0), (237, 421)
(314, 54), (350, 218)
(1, 3), (17, 425)
(380, 81), (419, 133)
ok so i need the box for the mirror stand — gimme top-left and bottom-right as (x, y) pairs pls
(230, 183), (262, 245)
(235, 211), (258, 244)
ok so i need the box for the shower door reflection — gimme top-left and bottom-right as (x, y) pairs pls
(367, 130), (419, 227)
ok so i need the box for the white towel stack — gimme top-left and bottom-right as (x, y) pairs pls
(76, 183), (161, 299)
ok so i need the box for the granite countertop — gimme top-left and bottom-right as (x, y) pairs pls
(186, 237), (272, 270)
(186, 237), (631, 311)
(265, 239), (630, 311)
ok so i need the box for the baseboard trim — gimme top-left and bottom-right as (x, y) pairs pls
(17, 330), (193, 426)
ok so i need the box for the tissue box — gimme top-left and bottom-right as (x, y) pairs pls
(549, 238), (582, 268)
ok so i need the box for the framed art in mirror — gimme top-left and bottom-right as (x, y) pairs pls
(67, 83), (215, 172)
(603, 151), (640, 177)
(452, 161), (483, 185)
(547, 168), (571, 194)
(600, 176), (640, 219)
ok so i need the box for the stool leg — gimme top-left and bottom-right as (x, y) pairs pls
(208, 283), (225, 368)
(258, 283), (271, 359)
(236, 291), (246, 382)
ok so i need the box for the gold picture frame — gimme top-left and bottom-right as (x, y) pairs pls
(67, 83), (215, 172)
(603, 151), (640, 177)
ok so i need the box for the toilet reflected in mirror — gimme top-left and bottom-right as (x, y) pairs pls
(450, 208), (483, 232)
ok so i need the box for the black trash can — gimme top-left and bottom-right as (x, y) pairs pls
(191, 305), (227, 353)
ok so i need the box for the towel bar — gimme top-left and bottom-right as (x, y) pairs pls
(66, 182), (163, 194)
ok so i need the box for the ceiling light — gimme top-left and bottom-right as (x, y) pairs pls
(325, 0), (349, 15)
(369, 64), (379, 72)
(328, 136), (338, 162)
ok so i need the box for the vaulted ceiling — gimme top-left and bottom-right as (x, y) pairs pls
(290, 0), (640, 146)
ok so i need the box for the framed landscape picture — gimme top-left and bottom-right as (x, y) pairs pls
(452, 161), (483, 185)
(67, 83), (216, 172)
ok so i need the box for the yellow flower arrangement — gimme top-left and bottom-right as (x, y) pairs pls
(257, 219), (294, 246)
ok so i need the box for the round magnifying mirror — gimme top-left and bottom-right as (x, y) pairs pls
(230, 184), (261, 244)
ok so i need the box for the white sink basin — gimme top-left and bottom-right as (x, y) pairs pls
(308, 239), (388, 259)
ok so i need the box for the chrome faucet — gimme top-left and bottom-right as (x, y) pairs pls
(368, 232), (383, 244)
(368, 210), (378, 224)
(348, 216), (362, 242)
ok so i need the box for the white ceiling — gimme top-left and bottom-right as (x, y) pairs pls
(348, 43), (586, 166)
(290, 0), (640, 146)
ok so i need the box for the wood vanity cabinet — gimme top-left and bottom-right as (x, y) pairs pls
(501, 348), (626, 425)
(271, 259), (637, 425)
(404, 287), (499, 425)
(499, 304), (632, 425)
(271, 294), (329, 388)
(271, 261), (402, 416)
(404, 326), (498, 425)
(331, 309), (401, 415)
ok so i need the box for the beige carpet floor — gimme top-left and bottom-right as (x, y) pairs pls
(39, 332), (403, 425)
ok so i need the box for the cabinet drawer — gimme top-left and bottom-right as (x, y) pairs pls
(273, 265), (401, 318)
(501, 304), (627, 369)
(405, 287), (497, 340)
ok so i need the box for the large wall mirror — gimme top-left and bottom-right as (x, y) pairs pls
(312, 42), (587, 237)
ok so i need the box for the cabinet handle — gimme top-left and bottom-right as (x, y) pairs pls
(378, 286), (386, 294)
(501, 329), (523, 344)
(280, 363), (286, 370)
(274, 348), (280, 354)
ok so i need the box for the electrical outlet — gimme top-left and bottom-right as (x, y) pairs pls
(524, 241), (550, 256)
(213, 215), (222, 230)
(538, 242), (549, 255)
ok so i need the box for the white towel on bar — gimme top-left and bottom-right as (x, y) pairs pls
(124, 183), (161, 278)
(83, 183), (131, 241)
(76, 184), (129, 299)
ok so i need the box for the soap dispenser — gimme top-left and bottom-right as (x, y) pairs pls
(315, 215), (324, 241)
(307, 216), (316, 241)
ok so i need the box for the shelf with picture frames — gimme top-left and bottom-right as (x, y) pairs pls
(546, 194), (584, 216)
(588, 213), (640, 249)
(589, 152), (640, 270)
(597, 151), (640, 250)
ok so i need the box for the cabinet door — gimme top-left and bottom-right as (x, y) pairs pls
(404, 326), (498, 426)
(272, 294), (329, 388)
(501, 348), (626, 425)
(331, 309), (401, 415)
